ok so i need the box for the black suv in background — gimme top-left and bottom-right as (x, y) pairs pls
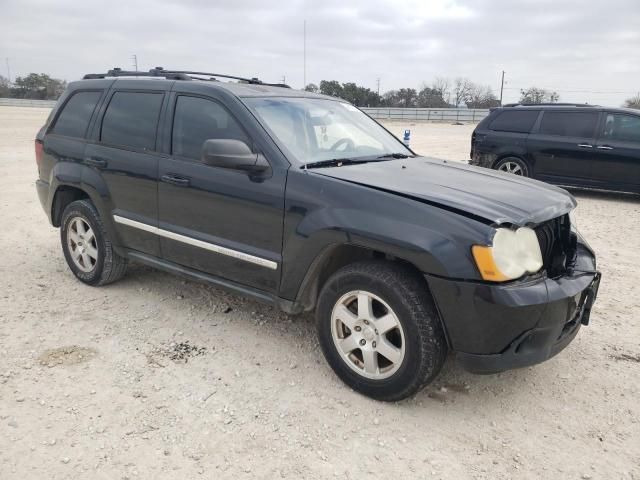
(36, 68), (600, 401)
(470, 104), (640, 194)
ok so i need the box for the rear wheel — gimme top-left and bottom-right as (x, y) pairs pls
(494, 157), (529, 177)
(316, 261), (447, 401)
(60, 199), (127, 286)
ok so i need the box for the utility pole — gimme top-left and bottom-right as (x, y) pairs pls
(303, 20), (307, 88)
(5, 57), (11, 83)
(131, 54), (138, 72)
(376, 77), (380, 96)
(499, 70), (505, 106)
(281, 75), (286, 85)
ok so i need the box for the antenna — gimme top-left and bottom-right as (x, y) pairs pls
(303, 19), (307, 88)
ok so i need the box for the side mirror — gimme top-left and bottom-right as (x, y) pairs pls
(201, 139), (269, 172)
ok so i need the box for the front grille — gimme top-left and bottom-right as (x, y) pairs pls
(534, 215), (575, 278)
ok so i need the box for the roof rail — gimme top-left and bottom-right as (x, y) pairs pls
(503, 102), (597, 108)
(83, 67), (291, 88)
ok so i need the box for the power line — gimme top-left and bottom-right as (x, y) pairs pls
(503, 86), (636, 94)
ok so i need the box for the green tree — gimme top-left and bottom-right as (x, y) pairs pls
(319, 80), (343, 99)
(10, 73), (67, 100)
(519, 87), (559, 104)
(417, 86), (448, 107)
(304, 83), (319, 93)
(624, 94), (640, 109)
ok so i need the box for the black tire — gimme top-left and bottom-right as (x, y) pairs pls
(494, 156), (529, 177)
(60, 199), (127, 286)
(316, 260), (447, 401)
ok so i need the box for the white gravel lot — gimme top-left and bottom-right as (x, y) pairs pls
(1, 107), (639, 480)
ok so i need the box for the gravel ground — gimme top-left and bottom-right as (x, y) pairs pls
(1, 107), (639, 479)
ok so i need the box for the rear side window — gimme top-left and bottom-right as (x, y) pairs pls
(539, 111), (598, 138)
(603, 113), (640, 142)
(489, 110), (539, 133)
(172, 95), (249, 161)
(101, 92), (164, 150)
(50, 91), (102, 138)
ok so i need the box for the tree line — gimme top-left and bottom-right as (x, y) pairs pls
(1, 71), (638, 110)
(0, 73), (67, 100)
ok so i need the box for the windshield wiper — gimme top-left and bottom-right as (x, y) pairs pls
(376, 152), (412, 159)
(302, 158), (381, 170)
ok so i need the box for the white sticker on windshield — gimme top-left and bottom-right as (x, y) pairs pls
(341, 103), (359, 112)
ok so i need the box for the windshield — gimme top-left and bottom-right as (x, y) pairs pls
(244, 97), (412, 165)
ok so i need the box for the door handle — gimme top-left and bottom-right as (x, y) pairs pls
(596, 145), (613, 150)
(84, 157), (107, 168)
(161, 174), (191, 187)
(577, 144), (593, 148)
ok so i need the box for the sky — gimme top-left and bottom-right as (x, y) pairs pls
(1, 0), (639, 106)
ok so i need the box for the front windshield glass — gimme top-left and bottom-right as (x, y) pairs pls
(244, 97), (412, 165)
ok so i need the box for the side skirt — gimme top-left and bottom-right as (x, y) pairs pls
(126, 250), (301, 314)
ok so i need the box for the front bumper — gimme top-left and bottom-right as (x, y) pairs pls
(427, 243), (600, 374)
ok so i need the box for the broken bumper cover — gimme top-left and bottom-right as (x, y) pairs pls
(427, 244), (600, 374)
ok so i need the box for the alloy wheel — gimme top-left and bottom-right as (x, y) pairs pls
(498, 161), (524, 175)
(66, 217), (98, 273)
(330, 290), (406, 380)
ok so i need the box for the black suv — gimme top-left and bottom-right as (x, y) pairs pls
(35, 68), (601, 401)
(470, 104), (640, 194)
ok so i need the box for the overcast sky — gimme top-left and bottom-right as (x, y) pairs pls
(1, 0), (639, 106)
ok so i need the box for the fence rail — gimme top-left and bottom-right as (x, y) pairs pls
(361, 107), (489, 123)
(0, 98), (489, 123)
(0, 98), (58, 108)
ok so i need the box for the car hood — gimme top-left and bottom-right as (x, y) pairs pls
(312, 156), (576, 226)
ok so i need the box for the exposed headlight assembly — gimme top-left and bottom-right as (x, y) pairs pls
(472, 227), (543, 282)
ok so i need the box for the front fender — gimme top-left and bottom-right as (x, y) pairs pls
(279, 170), (492, 301)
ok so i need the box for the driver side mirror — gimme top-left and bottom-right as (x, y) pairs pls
(201, 139), (270, 173)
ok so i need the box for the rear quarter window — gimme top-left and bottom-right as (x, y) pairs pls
(50, 91), (102, 138)
(489, 110), (539, 133)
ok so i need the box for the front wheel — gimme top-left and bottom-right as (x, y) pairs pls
(316, 261), (447, 401)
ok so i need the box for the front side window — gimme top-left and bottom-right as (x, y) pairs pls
(172, 96), (249, 161)
(51, 90), (102, 138)
(539, 111), (598, 138)
(101, 92), (164, 150)
(489, 110), (539, 133)
(244, 97), (411, 164)
(602, 113), (640, 143)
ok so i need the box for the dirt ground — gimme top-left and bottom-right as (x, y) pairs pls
(1, 106), (639, 480)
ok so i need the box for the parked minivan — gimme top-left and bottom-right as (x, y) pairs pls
(470, 104), (640, 194)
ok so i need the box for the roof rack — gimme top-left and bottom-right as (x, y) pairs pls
(503, 102), (597, 107)
(83, 67), (291, 88)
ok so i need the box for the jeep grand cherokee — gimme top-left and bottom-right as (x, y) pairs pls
(35, 68), (601, 401)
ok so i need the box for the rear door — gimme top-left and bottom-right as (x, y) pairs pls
(85, 81), (168, 256)
(156, 92), (286, 293)
(527, 110), (600, 185)
(591, 112), (640, 193)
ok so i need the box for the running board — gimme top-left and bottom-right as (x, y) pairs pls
(127, 250), (279, 307)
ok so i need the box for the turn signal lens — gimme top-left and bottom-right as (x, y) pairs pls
(472, 245), (510, 282)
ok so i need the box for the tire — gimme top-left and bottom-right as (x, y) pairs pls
(316, 260), (447, 401)
(60, 199), (127, 286)
(494, 156), (529, 177)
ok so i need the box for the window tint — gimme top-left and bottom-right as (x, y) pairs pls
(489, 110), (539, 133)
(539, 111), (598, 138)
(603, 114), (640, 143)
(51, 91), (102, 138)
(101, 92), (163, 150)
(172, 96), (249, 160)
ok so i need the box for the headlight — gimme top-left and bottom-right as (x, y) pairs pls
(472, 227), (543, 282)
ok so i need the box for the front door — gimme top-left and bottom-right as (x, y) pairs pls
(528, 110), (600, 185)
(157, 94), (286, 293)
(591, 112), (640, 193)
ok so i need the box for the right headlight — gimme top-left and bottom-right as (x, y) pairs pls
(472, 227), (543, 282)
